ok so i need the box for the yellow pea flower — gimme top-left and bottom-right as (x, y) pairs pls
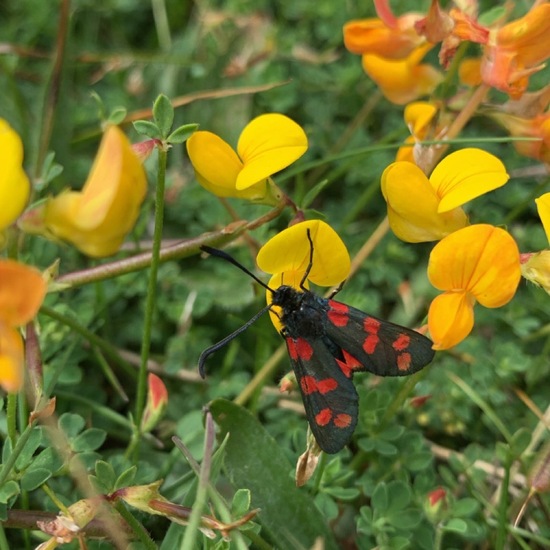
(381, 148), (509, 242)
(427, 224), (521, 350)
(0, 119), (30, 232)
(256, 220), (350, 331)
(186, 113), (307, 204)
(396, 101), (439, 163)
(0, 260), (46, 392)
(520, 193), (550, 293)
(43, 126), (147, 258)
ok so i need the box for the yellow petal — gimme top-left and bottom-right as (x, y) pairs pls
(0, 323), (25, 393)
(381, 162), (468, 242)
(535, 193), (550, 243)
(186, 131), (243, 193)
(256, 220), (350, 287)
(428, 292), (475, 350)
(428, 224), (520, 307)
(430, 149), (509, 212)
(45, 126), (147, 257)
(403, 101), (438, 138)
(236, 114), (308, 190)
(0, 119), (30, 230)
(0, 260), (46, 326)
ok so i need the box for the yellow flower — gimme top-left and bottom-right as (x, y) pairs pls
(0, 119), (30, 232)
(43, 126), (147, 258)
(256, 220), (350, 331)
(0, 260), (46, 392)
(361, 44), (443, 105)
(427, 224), (521, 350)
(396, 101), (439, 162)
(381, 149), (509, 242)
(186, 113), (307, 204)
(520, 193), (550, 293)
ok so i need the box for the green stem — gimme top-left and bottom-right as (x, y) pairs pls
(496, 456), (512, 550)
(134, 147), (168, 436)
(181, 412), (215, 550)
(0, 421), (36, 486)
(6, 392), (17, 445)
(114, 501), (158, 550)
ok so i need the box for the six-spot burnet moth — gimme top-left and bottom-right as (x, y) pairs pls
(198, 230), (435, 454)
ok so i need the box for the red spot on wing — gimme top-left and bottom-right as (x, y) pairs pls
(316, 408), (332, 426)
(317, 378), (338, 394)
(337, 350), (362, 378)
(392, 333), (411, 351)
(363, 334), (379, 354)
(300, 375), (318, 395)
(397, 352), (412, 371)
(334, 413), (352, 428)
(364, 317), (381, 334)
(328, 301), (349, 327)
(287, 337), (314, 361)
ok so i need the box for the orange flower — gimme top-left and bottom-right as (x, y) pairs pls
(490, 111), (550, 165)
(0, 260), (46, 392)
(361, 44), (444, 105)
(481, 4), (550, 99)
(427, 225), (521, 349)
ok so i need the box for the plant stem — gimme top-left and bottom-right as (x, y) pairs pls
(6, 392), (17, 445)
(134, 146), (168, 443)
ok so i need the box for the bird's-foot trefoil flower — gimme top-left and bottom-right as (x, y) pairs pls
(381, 148), (509, 242)
(427, 224), (521, 350)
(520, 193), (550, 294)
(186, 113), (307, 205)
(0, 119), (30, 235)
(0, 260), (46, 392)
(256, 220), (350, 331)
(25, 126), (147, 258)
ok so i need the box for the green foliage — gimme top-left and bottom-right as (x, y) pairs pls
(1, 0), (550, 548)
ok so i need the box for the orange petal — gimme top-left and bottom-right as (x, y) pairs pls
(535, 193), (550, 243)
(0, 260), (46, 326)
(0, 323), (25, 393)
(428, 291), (475, 350)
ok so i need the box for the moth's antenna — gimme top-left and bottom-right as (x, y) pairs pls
(200, 246), (274, 293)
(198, 304), (271, 378)
(299, 228), (314, 290)
(198, 245), (276, 377)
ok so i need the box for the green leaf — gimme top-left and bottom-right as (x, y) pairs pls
(443, 518), (468, 534)
(387, 509), (422, 529)
(2, 438), (12, 464)
(167, 123), (198, 144)
(15, 427), (43, 470)
(371, 482), (388, 512)
(108, 106), (128, 125)
(386, 481), (412, 513)
(510, 428), (531, 457)
(231, 488), (251, 518)
(209, 398), (339, 550)
(405, 451), (433, 472)
(153, 94), (174, 138)
(323, 486), (360, 501)
(95, 460), (116, 489)
(115, 465), (137, 490)
(0, 481), (20, 504)
(133, 120), (162, 139)
(301, 179), (330, 209)
(452, 498), (480, 518)
(28, 447), (63, 474)
(21, 468), (51, 491)
(59, 412), (85, 438)
(72, 428), (106, 452)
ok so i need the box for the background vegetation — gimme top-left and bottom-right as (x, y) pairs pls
(1, 0), (550, 548)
